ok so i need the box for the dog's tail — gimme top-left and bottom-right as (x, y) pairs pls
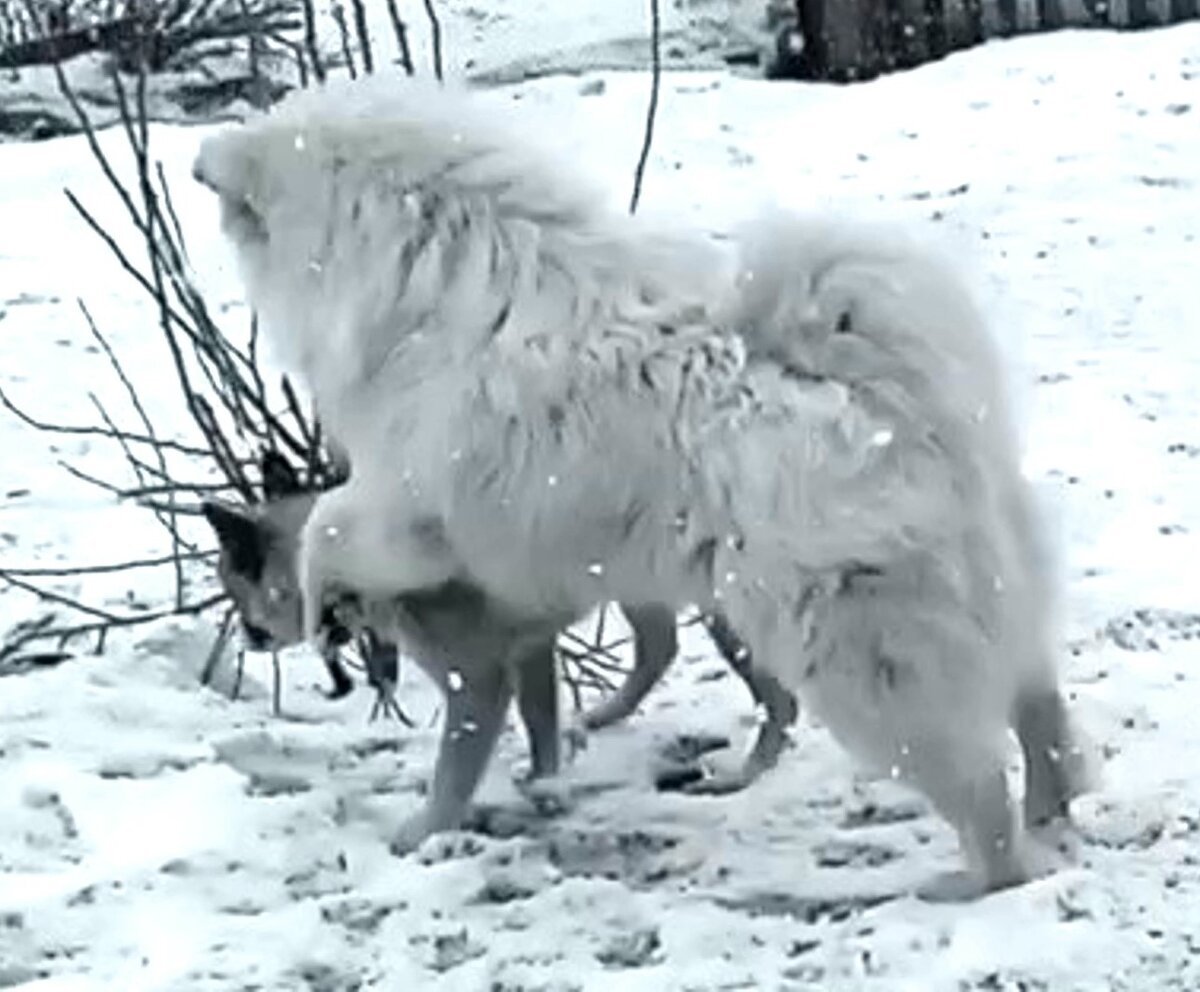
(719, 211), (941, 358)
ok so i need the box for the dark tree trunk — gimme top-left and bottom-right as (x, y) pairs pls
(1126, 0), (1153, 25)
(944, 0), (985, 49)
(996, 0), (1020, 33)
(795, 0), (830, 78)
(1036, 0), (1065, 27)
(924, 0), (948, 60)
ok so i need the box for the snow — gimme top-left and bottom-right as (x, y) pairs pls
(3, 14), (1200, 991)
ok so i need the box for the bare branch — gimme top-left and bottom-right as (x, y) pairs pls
(121, 480), (236, 497)
(78, 300), (184, 608)
(199, 604), (236, 685)
(193, 395), (256, 502)
(0, 383), (211, 457)
(1, 551), (216, 578)
(629, 0), (662, 215)
(421, 0), (442, 82)
(154, 161), (189, 261)
(0, 570), (127, 624)
(0, 591), (229, 663)
(57, 459), (125, 496)
(348, 0), (371, 74)
(384, 0), (413, 75)
(299, 0), (324, 82)
(137, 498), (210, 516)
(331, 1), (355, 79)
(87, 390), (197, 554)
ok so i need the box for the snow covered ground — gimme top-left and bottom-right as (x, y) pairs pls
(2, 16), (1200, 991)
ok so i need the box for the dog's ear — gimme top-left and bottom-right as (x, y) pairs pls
(260, 450), (304, 500)
(202, 501), (266, 580)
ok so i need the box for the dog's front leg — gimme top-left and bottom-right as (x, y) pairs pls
(390, 661), (513, 856)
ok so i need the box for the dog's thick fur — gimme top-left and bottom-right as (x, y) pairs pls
(195, 78), (1091, 893)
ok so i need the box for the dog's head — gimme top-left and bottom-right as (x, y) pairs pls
(203, 452), (315, 651)
(191, 79), (599, 324)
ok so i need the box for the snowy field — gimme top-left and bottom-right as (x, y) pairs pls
(3, 15), (1200, 991)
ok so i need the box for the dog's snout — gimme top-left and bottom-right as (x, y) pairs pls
(192, 156), (226, 194)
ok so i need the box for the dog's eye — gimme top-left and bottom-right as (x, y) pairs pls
(835, 311), (853, 335)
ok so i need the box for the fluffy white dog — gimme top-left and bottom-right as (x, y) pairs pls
(194, 77), (1091, 895)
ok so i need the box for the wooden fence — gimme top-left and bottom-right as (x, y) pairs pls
(785, 0), (1199, 81)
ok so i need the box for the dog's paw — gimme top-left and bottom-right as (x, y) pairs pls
(388, 809), (439, 858)
(412, 829), (487, 865)
(389, 805), (481, 860)
(515, 775), (574, 817)
(1029, 817), (1083, 864)
(563, 716), (589, 763)
(918, 835), (1065, 903)
(916, 869), (993, 903)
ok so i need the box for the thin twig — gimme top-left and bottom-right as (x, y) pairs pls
(562, 658), (584, 712)
(89, 390), (195, 552)
(271, 650), (282, 714)
(349, 0), (371, 74)
(78, 300), (184, 609)
(300, 0), (324, 82)
(558, 638), (630, 677)
(0, 383), (210, 457)
(137, 499), (209, 517)
(120, 480), (236, 497)
(155, 161), (189, 261)
(0, 571), (128, 624)
(629, 0), (662, 215)
(194, 395), (256, 502)
(57, 460), (125, 496)
(63, 185), (268, 442)
(421, 0), (442, 82)
(246, 315), (272, 454)
(63, 189), (203, 352)
(200, 603), (236, 685)
(280, 374), (316, 456)
(265, 30), (308, 87)
(385, 0), (413, 75)
(2, 551), (215, 578)
(0, 591), (229, 663)
(331, 2), (355, 79)
(59, 460), (216, 520)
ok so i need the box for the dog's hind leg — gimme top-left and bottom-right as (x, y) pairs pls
(795, 624), (1043, 897)
(858, 720), (1038, 899)
(1015, 685), (1093, 829)
(390, 659), (512, 856)
(581, 603), (678, 730)
(513, 638), (562, 779)
(683, 612), (799, 795)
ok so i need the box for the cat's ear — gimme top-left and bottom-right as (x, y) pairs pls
(260, 450), (304, 500)
(202, 501), (266, 580)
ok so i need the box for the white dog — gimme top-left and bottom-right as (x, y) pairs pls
(194, 77), (1091, 895)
